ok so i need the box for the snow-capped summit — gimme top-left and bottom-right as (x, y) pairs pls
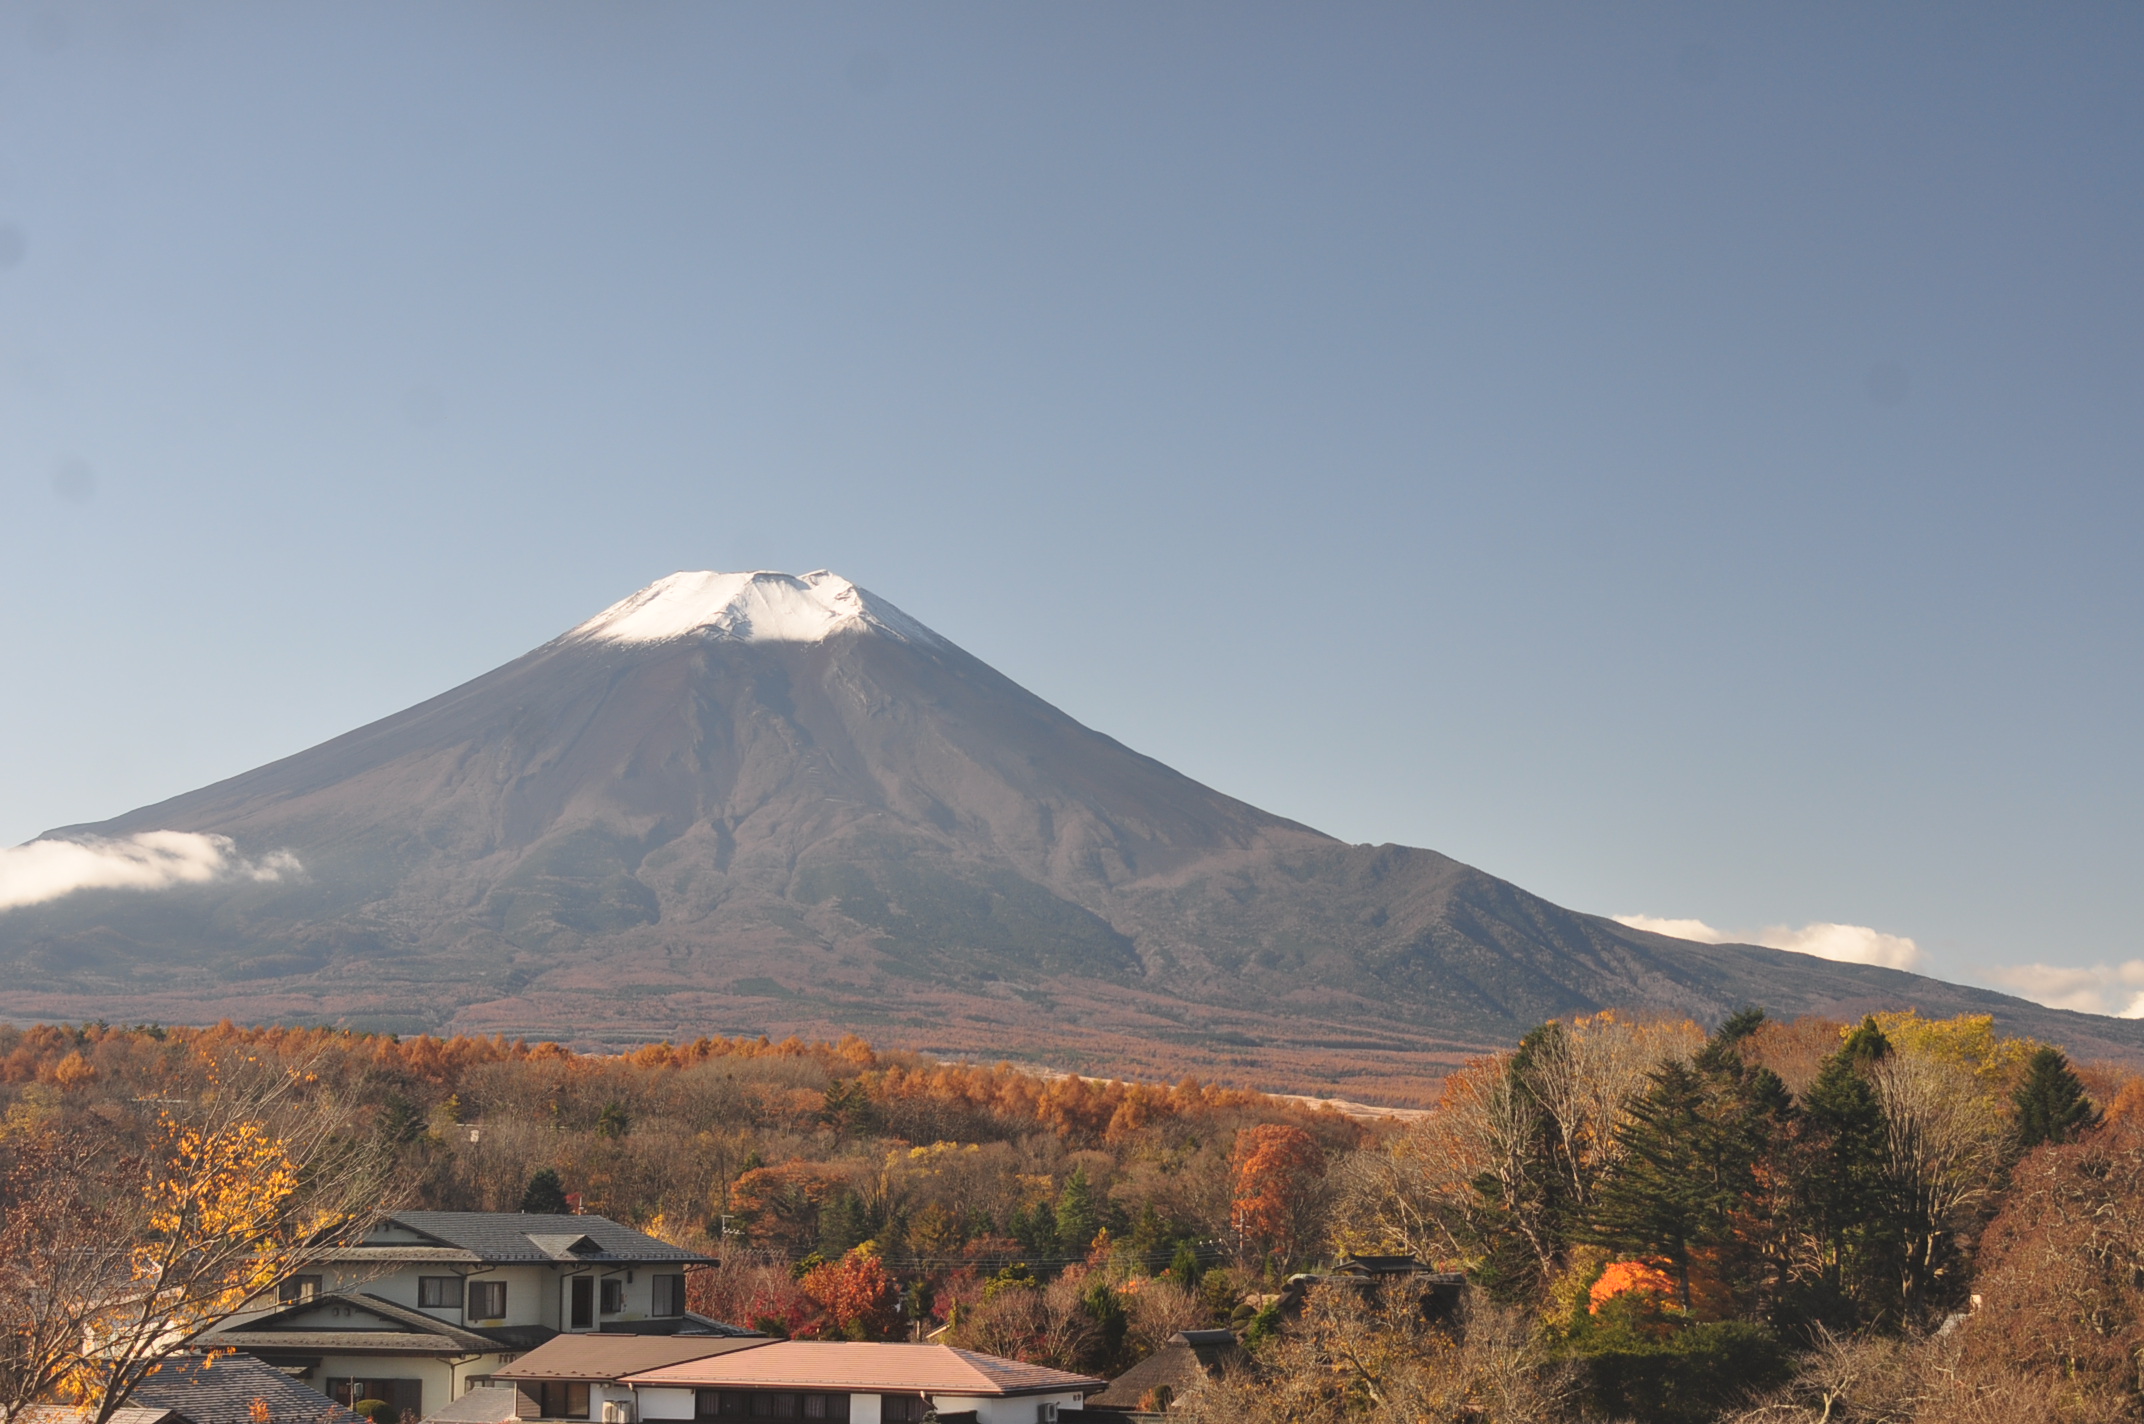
(564, 569), (937, 647)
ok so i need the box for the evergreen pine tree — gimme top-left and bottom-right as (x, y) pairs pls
(1168, 1239), (1203, 1288)
(1080, 1277), (1130, 1374)
(1699, 1007), (1769, 1067)
(1129, 1202), (1168, 1259)
(521, 1168), (570, 1213)
(1010, 1200), (1059, 1260)
(1840, 1016), (1891, 1069)
(1791, 1044), (1899, 1326)
(1056, 1166), (1100, 1254)
(376, 1092), (423, 1146)
(819, 1189), (872, 1256)
(1589, 1012), (1793, 1315)
(1588, 1059), (1713, 1309)
(2013, 1046), (2100, 1149)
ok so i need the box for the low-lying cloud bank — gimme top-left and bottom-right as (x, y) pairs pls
(0, 831), (301, 912)
(1981, 961), (2144, 1020)
(1616, 913), (2144, 1020)
(1614, 913), (1925, 972)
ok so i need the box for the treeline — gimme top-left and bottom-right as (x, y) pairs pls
(0, 1012), (1355, 1303)
(6, 1009), (2144, 1421)
(1321, 1008), (2144, 1422)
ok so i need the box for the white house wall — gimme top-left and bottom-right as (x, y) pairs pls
(311, 1262), (683, 1331)
(965, 1392), (1086, 1424)
(291, 1350), (521, 1411)
(633, 1388), (694, 1421)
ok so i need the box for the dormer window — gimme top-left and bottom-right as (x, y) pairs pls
(526, 1234), (603, 1259)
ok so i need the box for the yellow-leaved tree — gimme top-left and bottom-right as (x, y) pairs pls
(0, 1050), (395, 1424)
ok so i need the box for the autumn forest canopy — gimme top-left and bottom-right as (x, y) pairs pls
(4, 1007), (2144, 1423)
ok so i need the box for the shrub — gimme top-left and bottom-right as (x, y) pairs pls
(1569, 1320), (1792, 1424)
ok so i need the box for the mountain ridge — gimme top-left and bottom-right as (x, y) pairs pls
(6, 570), (2138, 1103)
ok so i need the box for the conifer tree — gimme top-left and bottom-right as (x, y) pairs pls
(375, 1093), (423, 1147)
(1791, 1040), (1899, 1326)
(818, 1189), (873, 1257)
(520, 1168), (569, 1213)
(1588, 1059), (1712, 1309)
(1055, 1165), (1100, 1253)
(1588, 1011), (1792, 1314)
(1010, 1200), (1058, 1260)
(2012, 1045), (2100, 1149)
(1840, 1015), (1891, 1069)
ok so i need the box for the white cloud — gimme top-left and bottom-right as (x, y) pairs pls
(1615, 913), (1925, 972)
(1981, 961), (2144, 1019)
(0, 831), (301, 912)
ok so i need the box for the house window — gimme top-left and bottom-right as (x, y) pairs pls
(518, 1383), (592, 1420)
(419, 1277), (464, 1309)
(599, 1279), (624, 1314)
(538, 1384), (590, 1419)
(570, 1277), (595, 1330)
(468, 1281), (508, 1320)
(693, 1397), (843, 1423)
(329, 1379), (423, 1419)
(278, 1276), (323, 1304)
(878, 1399), (927, 1424)
(652, 1275), (685, 1317)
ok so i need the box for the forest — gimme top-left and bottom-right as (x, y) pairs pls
(2, 1006), (2141, 1424)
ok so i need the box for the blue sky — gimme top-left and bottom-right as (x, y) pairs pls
(1, 5), (2139, 1010)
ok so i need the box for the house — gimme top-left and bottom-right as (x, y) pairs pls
(200, 1212), (721, 1421)
(21, 1352), (361, 1424)
(1083, 1331), (1243, 1416)
(493, 1334), (774, 1421)
(1277, 1254), (1464, 1324)
(622, 1342), (1104, 1424)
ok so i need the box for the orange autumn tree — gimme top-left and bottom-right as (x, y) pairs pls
(1588, 1259), (1677, 1315)
(1231, 1124), (1327, 1264)
(802, 1247), (902, 1340)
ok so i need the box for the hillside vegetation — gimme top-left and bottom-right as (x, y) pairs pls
(5, 1010), (2144, 1421)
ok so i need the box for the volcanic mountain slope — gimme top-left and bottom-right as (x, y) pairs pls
(5, 570), (2138, 1100)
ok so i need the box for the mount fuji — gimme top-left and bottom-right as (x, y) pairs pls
(5, 570), (2136, 1099)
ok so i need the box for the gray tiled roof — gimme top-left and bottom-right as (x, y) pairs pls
(128, 1352), (365, 1424)
(342, 1214), (711, 1266)
(21, 1408), (178, 1424)
(201, 1293), (503, 1355)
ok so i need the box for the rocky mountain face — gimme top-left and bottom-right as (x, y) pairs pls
(5, 571), (2137, 1101)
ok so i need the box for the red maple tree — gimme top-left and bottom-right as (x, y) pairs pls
(803, 1248), (902, 1340)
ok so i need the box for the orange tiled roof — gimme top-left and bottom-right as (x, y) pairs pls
(623, 1343), (1103, 1397)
